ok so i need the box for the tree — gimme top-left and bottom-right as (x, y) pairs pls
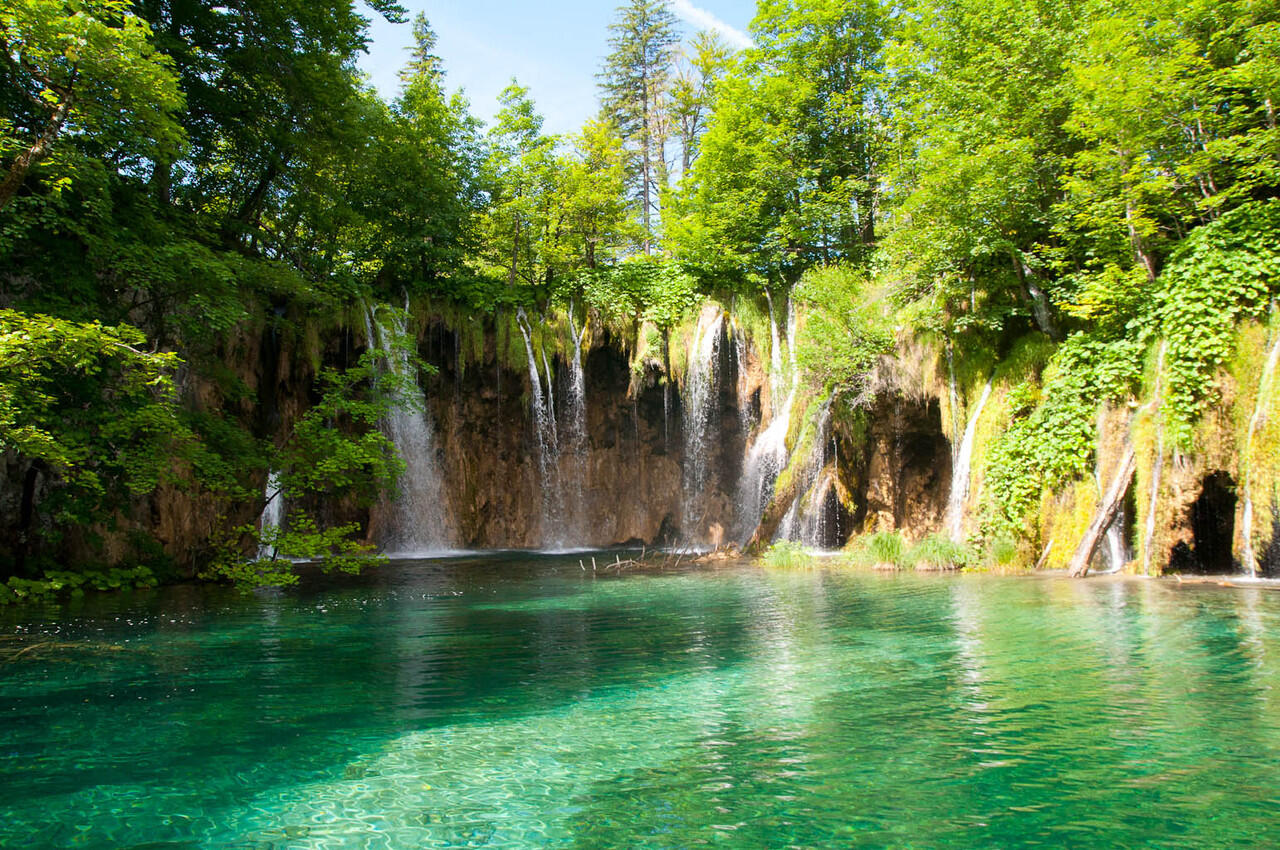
(552, 118), (631, 276)
(599, 0), (680, 254)
(0, 310), (184, 574)
(476, 82), (559, 306)
(0, 0), (184, 209)
(672, 0), (890, 290)
(670, 31), (732, 177)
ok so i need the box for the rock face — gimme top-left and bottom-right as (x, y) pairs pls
(399, 323), (747, 549)
(0, 306), (967, 573)
(851, 395), (952, 540)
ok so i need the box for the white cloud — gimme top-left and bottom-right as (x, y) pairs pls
(670, 0), (754, 50)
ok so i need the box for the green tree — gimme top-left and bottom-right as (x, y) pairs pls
(600, 0), (681, 253)
(0, 0), (183, 208)
(670, 30), (732, 176)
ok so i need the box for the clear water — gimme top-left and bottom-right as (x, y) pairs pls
(3, 557), (1280, 849)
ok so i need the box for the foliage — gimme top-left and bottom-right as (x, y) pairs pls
(793, 265), (893, 394)
(848, 531), (909, 569)
(0, 0), (184, 208)
(0, 310), (188, 559)
(1156, 199), (1280, 447)
(0, 566), (155, 605)
(202, 514), (382, 590)
(982, 334), (1144, 534)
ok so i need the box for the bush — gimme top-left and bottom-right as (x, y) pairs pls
(0, 566), (157, 605)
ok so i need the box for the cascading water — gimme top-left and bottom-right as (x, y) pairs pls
(945, 380), (993, 542)
(737, 295), (799, 542)
(731, 319), (754, 438)
(764, 290), (786, 410)
(682, 304), (725, 539)
(364, 302), (452, 555)
(516, 308), (565, 546)
(1241, 304), (1280, 577)
(257, 470), (284, 560)
(797, 467), (840, 548)
(773, 400), (834, 548)
(563, 306), (590, 545)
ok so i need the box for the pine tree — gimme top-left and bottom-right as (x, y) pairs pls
(599, 0), (680, 254)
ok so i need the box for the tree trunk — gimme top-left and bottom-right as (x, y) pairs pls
(0, 93), (74, 210)
(12, 463), (43, 577)
(1069, 445), (1137, 577)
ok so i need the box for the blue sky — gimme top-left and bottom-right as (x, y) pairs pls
(357, 1), (758, 136)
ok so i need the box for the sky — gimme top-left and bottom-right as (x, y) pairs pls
(357, 0), (758, 136)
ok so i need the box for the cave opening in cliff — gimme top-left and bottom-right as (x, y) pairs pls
(1171, 472), (1238, 574)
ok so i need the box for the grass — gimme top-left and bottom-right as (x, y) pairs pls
(846, 531), (910, 570)
(759, 540), (815, 569)
(907, 533), (970, 571)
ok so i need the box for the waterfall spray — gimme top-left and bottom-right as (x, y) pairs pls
(564, 304), (590, 544)
(1241, 304), (1280, 578)
(738, 293), (800, 542)
(257, 470), (284, 560)
(945, 380), (993, 542)
(364, 301), (452, 555)
(682, 304), (726, 540)
(516, 308), (565, 546)
(1142, 342), (1169, 575)
(773, 399), (833, 548)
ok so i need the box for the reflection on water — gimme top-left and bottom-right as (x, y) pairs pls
(2, 556), (1279, 848)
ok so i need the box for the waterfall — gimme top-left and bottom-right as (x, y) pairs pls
(945, 380), (992, 543)
(772, 400), (834, 548)
(564, 306), (590, 544)
(682, 304), (725, 539)
(731, 319), (754, 438)
(516, 308), (565, 546)
(1241, 307), (1280, 578)
(257, 470), (284, 560)
(946, 346), (961, 451)
(1142, 341), (1168, 575)
(1092, 408), (1131, 573)
(364, 302), (452, 555)
(797, 467), (839, 548)
(765, 290), (785, 408)
(737, 294), (799, 542)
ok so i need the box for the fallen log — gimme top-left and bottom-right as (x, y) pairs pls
(1069, 445), (1137, 578)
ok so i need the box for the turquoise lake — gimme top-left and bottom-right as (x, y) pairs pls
(2, 555), (1279, 848)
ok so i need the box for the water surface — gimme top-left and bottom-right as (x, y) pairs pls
(2, 556), (1278, 848)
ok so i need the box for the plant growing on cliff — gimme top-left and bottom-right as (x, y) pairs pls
(1156, 199), (1280, 448)
(201, 343), (421, 589)
(0, 311), (187, 574)
(982, 333), (1143, 536)
(794, 265), (893, 396)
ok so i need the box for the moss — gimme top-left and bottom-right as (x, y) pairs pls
(1035, 479), (1100, 571)
(1230, 315), (1280, 567)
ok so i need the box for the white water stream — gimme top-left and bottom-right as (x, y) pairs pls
(945, 380), (992, 543)
(364, 302), (452, 555)
(257, 470), (284, 560)
(682, 305), (725, 539)
(737, 296), (799, 542)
